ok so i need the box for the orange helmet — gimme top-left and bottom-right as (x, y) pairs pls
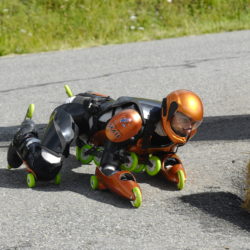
(161, 90), (203, 145)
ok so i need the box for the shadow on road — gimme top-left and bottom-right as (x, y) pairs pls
(193, 114), (250, 141)
(0, 124), (46, 143)
(1, 114), (249, 209)
(1, 114), (250, 143)
(180, 192), (250, 231)
(134, 171), (179, 191)
(0, 155), (137, 210)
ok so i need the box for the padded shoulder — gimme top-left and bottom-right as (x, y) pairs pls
(105, 109), (142, 143)
(111, 97), (161, 121)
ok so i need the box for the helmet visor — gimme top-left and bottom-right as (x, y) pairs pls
(170, 112), (202, 137)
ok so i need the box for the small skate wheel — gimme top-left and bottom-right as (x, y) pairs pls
(26, 104), (35, 119)
(120, 152), (138, 171)
(145, 155), (161, 176)
(133, 164), (145, 173)
(76, 144), (93, 164)
(7, 165), (13, 170)
(54, 173), (61, 185)
(64, 85), (73, 97)
(27, 173), (36, 188)
(177, 170), (185, 190)
(90, 175), (99, 190)
(93, 157), (101, 166)
(130, 187), (142, 208)
(93, 147), (103, 166)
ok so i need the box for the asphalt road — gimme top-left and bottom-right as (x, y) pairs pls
(0, 30), (250, 250)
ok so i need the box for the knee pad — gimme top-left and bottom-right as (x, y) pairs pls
(42, 108), (78, 156)
(26, 146), (62, 181)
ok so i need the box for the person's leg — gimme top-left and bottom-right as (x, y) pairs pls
(7, 118), (38, 169)
(7, 102), (87, 181)
(91, 109), (143, 207)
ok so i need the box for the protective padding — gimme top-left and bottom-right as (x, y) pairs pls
(42, 108), (77, 155)
(106, 109), (142, 143)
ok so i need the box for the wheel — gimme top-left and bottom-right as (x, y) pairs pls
(7, 165), (12, 169)
(76, 144), (93, 164)
(64, 85), (73, 97)
(26, 104), (35, 119)
(120, 152), (138, 171)
(27, 173), (36, 188)
(145, 155), (161, 176)
(177, 170), (185, 190)
(133, 164), (145, 173)
(130, 187), (142, 208)
(90, 175), (99, 190)
(54, 173), (61, 185)
(93, 147), (103, 166)
(93, 157), (101, 166)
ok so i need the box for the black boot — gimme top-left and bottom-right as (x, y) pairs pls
(7, 119), (39, 169)
(7, 142), (23, 169)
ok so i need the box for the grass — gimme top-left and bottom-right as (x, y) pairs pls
(0, 0), (250, 56)
(243, 161), (250, 212)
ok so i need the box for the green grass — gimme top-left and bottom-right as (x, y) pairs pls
(0, 0), (250, 56)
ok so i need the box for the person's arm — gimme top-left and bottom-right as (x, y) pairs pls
(100, 109), (143, 175)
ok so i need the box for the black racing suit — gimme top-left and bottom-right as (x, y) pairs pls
(8, 93), (175, 180)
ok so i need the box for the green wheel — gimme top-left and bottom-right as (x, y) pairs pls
(120, 152), (138, 171)
(64, 85), (73, 97)
(26, 104), (35, 119)
(145, 155), (161, 176)
(76, 144), (93, 164)
(7, 165), (13, 170)
(54, 173), (61, 185)
(76, 146), (81, 160)
(93, 147), (103, 166)
(90, 175), (99, 190)
(27, 173), (36, 188)
(93, 157), (101, 166)
(177, 170), (185, 190)
(130, 187), (142, 208)
(133, 164), (145, 173)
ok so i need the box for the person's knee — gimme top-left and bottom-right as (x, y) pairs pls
(26, 147), (62, 181)
(42, 108), (77, 155)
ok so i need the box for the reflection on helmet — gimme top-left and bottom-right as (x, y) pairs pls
(161, 90), (203, 144)
(170, 112), (202, 137)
